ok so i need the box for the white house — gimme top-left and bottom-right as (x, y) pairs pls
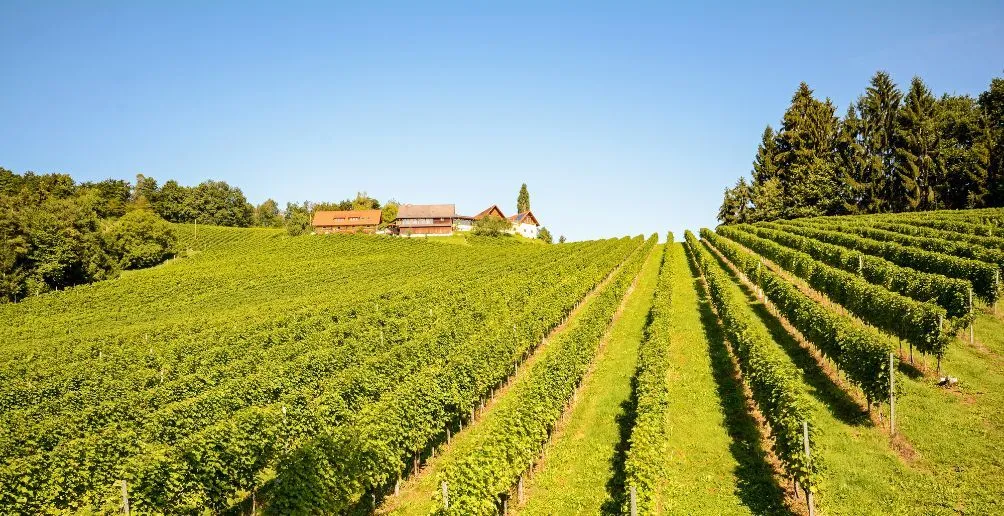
(508, 211), (540, 239)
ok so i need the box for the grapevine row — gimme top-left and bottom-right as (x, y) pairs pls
(703, 229), (897, 401)
(684, 231), (819, 493)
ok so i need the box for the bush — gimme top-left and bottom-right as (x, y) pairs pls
(104, 210), (177, 269)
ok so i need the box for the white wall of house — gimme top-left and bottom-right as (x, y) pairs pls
(516, 223), (538, 239)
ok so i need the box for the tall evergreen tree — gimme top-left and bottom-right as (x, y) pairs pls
(857, 71), (902, 211)
(895, 77), (944, 211)
(717, 178), (752, 224)
(774, 82), (840, 218)
(938, 94), (991, 208)
(751, 125), (778, 185)
(516, 183), (530, 213)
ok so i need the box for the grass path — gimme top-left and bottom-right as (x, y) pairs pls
(516, 243), (663, 514)
(378, 244), (653, 515)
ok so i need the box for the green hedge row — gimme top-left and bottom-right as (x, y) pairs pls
(684, 231), (819, 494)
(703, 229), (897, 401)
(623, 234), (674, 513)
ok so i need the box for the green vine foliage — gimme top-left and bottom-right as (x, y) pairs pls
(0, 233), (642, 513)
(623, 234), (674, 513)
(712, 227), (950, 357)
(762, 221), (1000, 304)
(432, 236), (657, 514)
(703, 229), (897, 402)
(684, 231), (820, 495)
(733, 223), (971, 318)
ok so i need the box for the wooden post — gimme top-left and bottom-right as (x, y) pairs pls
(802, 421), (814, 516)
(121, 479), (130, 515)
(447, 426), (451, 444)
(858, 254), (863, 275)
(630, 486), (638, 516)
(889, 352), (896, 436)
(414, 452), (420, 475)
(395, 475), (400, 496)
(969, 288), (975, 346)
(518, 475), (525, 504)
(502, 497), (508, 514)
(442, 481), (449, 509)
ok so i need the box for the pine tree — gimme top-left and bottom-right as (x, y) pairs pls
(857, 71), (903, 211)
(717, 178), (752, 224)
(516, 183), (530, 213)
(895, 77), (943, 211)
(774, 83), (840, 218)
(835, 105), (872, 213)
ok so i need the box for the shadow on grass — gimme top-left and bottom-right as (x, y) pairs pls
(600, 375), (639, 515)
(685, 245), (792, 516)
(702, 242), (870, 428)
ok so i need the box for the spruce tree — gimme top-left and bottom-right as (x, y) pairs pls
(751, 125), (778, 185)
(835, 105), (872, 213)
(857, 71), (903, 211)
(774, 82), (840, 218)
(895, 77), (943, 211)
(516, 183), (530, 213)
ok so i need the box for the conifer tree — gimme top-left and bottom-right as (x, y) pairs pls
(516, 183), (531, 213)
(774, 83), (840, 218)
(895, 77), (943, 211)
(980, 77), (1004, 206)
(835, 105), (872, 213)
(751, 125), (778, 185)
(857, 71), (902, 211)
(938, 94), (991, 208)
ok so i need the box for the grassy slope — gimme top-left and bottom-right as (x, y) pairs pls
(379, 245), (650, 515)
(516, 243), (662, 514)
(703, 241), (941, 515)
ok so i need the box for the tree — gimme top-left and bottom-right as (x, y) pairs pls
(255, 199), (283, 228)
(938, 94), (991, 208)
(895, 77), (943, 211)
(748, 177), (784, 222)
(473, 214), (511, 237)
(517, 183), (530, 213)
(751, 125), (779, 185)
(980, 77), (1004, 206)
(774, 82), (840, 218)
(351, 192), (380, 210)
(285, 202), (311, 236)
(537, 226), (553, 244)
(381, 200), (399, 228)
(717, 178), (752, 225)
(558, 235), (567, 243)
(153, 180), (194, 222)
(187, 180), (254, 227)
(103, 210), (177, 269)
(858, 71), (903, 211)
(134, 174), (159, 203)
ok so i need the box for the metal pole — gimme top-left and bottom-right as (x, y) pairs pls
(802, 421), (814, 516)
(889, 353), (896, 436)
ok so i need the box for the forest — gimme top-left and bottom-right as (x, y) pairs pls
(717, 73), (1004, 224)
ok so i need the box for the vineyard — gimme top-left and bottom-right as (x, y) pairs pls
(2, 208), (1004, 515)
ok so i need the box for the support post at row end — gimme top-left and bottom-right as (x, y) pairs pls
(630, 486), (638, 516)
(889, 352), (896, 436)
(802, 421), (815, 516)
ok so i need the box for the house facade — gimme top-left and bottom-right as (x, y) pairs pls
(508, 211), (541, 239)
(393, 204), (456, 236)
(455, 204), (507, 232)
(312, 209), (382, 234)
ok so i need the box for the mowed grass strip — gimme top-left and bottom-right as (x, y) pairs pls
(517, 244), (663, 514)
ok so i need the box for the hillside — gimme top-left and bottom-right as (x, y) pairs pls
(2, 208), (1004, 515)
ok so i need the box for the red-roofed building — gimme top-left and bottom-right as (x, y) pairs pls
(508, 211), (541, 238)
(312, 209), (382, 234)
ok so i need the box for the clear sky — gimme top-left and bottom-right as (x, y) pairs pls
(2, 2), (1002, 241)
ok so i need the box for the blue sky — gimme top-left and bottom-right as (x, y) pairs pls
(2, 2), (1002, 241)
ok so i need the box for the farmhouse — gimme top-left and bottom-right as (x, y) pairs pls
(312, 209), (382, 234)
(394, 204), (456, 236)
(508, 211), (541, 238)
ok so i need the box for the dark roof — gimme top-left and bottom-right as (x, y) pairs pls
(312, 209), (382, 226)
(508, 210), (540, 226)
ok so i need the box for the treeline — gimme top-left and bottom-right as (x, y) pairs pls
(718, 72), (1004, 224)
(0, 169), (177, 302)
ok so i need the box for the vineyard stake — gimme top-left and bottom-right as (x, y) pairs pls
(442, 481), (449, 509)
(518, 475), (525, 504)
(888, 353), (896, 435)
(969, 288), (974, 346)
(121, 479), (130, 515)
(630, 486), (638, 516)
(802, 421), (814, 516)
